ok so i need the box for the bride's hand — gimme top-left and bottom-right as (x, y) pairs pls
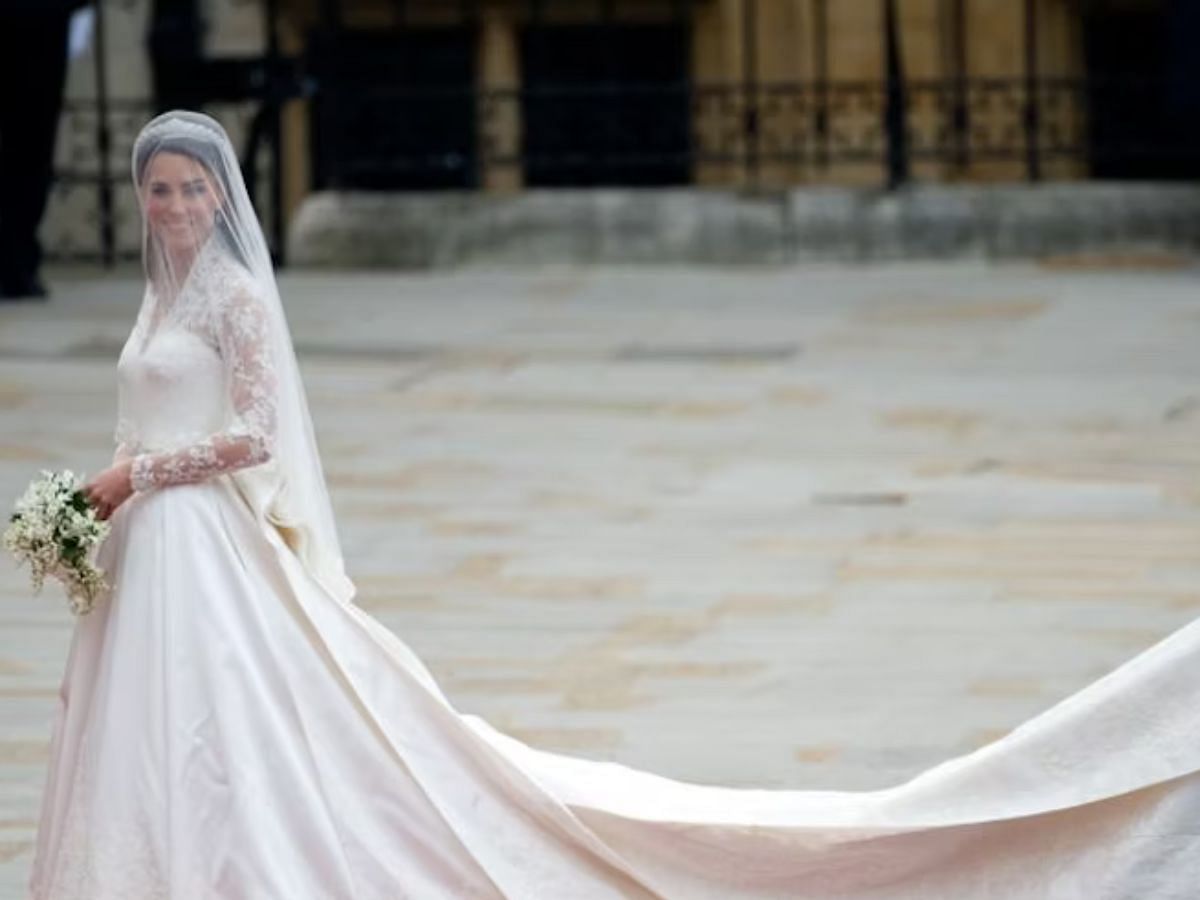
(83, 461), (135, 521)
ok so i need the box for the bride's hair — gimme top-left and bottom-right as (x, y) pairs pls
(134, 132), (251, 272)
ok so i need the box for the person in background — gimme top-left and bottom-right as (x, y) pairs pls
(0, 0), (90, 301)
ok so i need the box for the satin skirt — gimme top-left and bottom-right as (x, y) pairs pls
(27, 478), (1200, 899)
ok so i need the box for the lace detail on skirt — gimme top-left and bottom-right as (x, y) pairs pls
(32, 741), (168, 900)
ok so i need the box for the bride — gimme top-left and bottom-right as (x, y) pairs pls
(27, 110), (1200, 899)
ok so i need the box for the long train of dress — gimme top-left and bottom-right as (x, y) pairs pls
(28, 475), (1200, 898)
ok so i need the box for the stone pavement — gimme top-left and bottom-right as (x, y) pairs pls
(3, 259), (1200, 890)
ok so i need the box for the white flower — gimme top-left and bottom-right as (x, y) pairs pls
(4, 470), (112, 615)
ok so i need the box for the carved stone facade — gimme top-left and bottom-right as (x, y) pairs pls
(46, 1), (1198, 263)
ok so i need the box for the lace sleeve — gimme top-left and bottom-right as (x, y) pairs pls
(129, 289), (278, 492)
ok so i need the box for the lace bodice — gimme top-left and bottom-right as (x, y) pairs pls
(114, 244), (278, 492)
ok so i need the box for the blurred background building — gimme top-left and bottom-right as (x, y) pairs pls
(47, 0), (1200, 267)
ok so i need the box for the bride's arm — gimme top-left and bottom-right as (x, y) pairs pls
(84, 422), (138, 520)
(113, 421), (135, 465)
(129, 289), (279, 492)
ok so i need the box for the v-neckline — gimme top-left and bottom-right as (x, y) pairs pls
(136, 239), (216, 354)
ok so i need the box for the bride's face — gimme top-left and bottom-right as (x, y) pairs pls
(142, 151), (224, 257)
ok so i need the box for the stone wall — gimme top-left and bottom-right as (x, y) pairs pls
(288, 183), (1200, 268)
(39, 1), (1112, 262)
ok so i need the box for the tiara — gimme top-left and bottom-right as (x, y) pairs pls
(134, 113), (228, 151)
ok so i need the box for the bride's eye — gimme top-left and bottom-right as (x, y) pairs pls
(183, 182), (207, 198)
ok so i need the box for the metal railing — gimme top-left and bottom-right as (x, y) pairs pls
(313, 75), (1198, 188)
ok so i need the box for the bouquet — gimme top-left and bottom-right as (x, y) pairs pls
(3, 469), (111, 615)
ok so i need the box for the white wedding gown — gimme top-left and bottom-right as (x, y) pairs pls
(28, 262), (1200, 898)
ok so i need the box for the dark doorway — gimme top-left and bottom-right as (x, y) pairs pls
(1082, 0), (1200, 178)
(309, 28), (477, 190)
(520, 24), (691, 187)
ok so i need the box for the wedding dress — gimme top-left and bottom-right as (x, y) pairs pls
(26, 112), (1200, 899)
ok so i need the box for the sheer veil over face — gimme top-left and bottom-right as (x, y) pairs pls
(131, 110), (355, 604)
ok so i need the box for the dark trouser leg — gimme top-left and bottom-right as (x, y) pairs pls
(0, 12), (71, 285)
